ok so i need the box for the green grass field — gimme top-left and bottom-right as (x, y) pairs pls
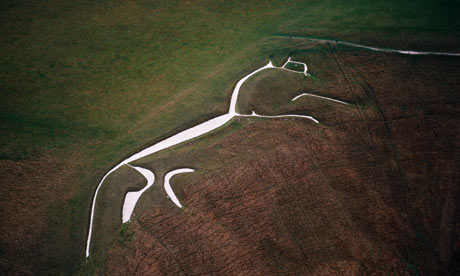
(1, 0), (459, 274)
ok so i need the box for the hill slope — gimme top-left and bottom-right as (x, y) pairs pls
(1, 0), (459, 274)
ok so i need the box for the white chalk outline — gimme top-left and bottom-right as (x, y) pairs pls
(238, 111), (319, 124)
(121, 165), (155, 223)
(164, 168), (195, 208)
(292, 93), (348, 105)
(281, 57), (310, 76)
(86, 58), (319, 257)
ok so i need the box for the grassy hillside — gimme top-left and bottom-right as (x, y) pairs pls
(1, 0), (459, 274)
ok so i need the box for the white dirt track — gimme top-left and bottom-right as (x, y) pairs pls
(291, 36), (460, 56)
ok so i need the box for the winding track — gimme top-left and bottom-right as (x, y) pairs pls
(285, 35), (460, 56)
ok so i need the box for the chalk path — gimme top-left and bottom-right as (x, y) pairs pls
(286, 36), (460, 56)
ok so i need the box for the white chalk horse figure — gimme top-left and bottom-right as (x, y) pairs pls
(85, 57), (349, 257)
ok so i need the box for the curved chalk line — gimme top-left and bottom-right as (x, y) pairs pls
(237, 111), (319, 124)
(164, 168), (195, 208)
(121, 165), (155, 223)
(292, 93), (349, 105)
